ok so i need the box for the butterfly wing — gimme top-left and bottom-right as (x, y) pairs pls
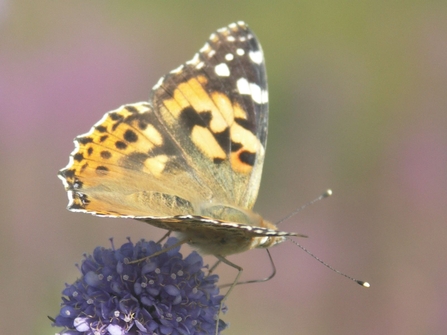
(59, 102), (208, 217)
(59, 21), (268, 218)
(151, 21), (268, 209)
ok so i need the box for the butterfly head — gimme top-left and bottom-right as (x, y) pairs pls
(250, 219), (288, 249)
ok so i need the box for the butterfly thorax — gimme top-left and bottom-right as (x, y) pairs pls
(199, 203), (263, 226)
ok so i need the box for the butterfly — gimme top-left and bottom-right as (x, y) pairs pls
(59, 21), (298, 257)
(58, 21), (371, 335)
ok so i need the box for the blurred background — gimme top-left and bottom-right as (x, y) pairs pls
(2, 1), (447, 334)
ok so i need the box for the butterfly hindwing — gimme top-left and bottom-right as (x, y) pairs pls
(59, 103), (202, 217)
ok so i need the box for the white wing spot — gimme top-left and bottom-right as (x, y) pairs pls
(249, 83), (262, 104)
(227, 36), (236, 42)
(236, 79), (268, 104)
(200, 43), (211, 53)
(196, 62), (204, 69)
(215, 63), (230, 77)
(225, 53), (234, 61)
(249, 50), (263, 64)
(239, 36), (246, 42)
(236, 48), (245, 56)
(237, 78), (250, 95)
(186, 53), (200, 65)
(208, 50), (216, 58)
(217, 27), (228, 33)
(229, 22), (237, 29)
(251, 83), (268, 104)
(170, 65), (184, 74)
(152, 77), (163, 90)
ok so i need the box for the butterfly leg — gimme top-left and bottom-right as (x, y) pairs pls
(219, 249), (277, 289)
(214, 255), (243, 335)
(156, 230), (172, 244)
(208, 259), (222, 276)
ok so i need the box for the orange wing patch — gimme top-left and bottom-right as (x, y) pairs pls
(159, 77), (261, 174)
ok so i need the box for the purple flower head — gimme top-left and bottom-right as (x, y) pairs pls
(52, 237), (228, 335)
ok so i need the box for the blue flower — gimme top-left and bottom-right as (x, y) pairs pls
(52, 237), (228, 335)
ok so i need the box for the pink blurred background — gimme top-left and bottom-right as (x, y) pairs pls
(2, 2), (447, 335)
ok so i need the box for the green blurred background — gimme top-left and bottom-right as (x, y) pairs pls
(2, 1), (447, 334)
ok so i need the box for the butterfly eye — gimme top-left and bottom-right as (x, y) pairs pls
(259, 235), (288, 249)
(258, 236), (271, 247)
(258, 236), (280, 248)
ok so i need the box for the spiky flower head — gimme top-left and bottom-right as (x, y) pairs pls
(52, 237), (227, 335)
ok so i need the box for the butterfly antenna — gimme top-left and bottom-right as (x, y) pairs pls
(276, 189), (333, 226)
(287, 237), (370, 287)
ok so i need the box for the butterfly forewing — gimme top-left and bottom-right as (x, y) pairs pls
(151, 22), (268, 209)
